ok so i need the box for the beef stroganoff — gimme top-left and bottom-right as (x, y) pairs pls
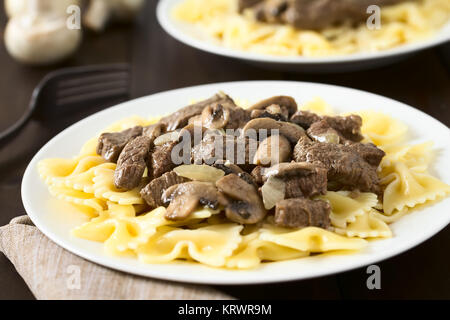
(173, 0), (450, 56)
(38, 94), (450, 269)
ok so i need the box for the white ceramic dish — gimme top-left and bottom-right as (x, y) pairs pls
(22, 81), (450, 285)
(157, 0), (450, 72)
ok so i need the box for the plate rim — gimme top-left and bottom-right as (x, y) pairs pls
(21, 80), (450, 285)
(156, 0), (450, 65)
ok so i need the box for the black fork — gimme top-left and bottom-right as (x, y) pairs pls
(0, 64), (131, 144)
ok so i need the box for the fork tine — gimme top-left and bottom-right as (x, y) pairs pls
(57, 79), (129, 100)
(56, 86), (129, 106)
(57, 71), (129, 89)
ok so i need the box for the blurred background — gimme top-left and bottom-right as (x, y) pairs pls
(0, 0), (449, 300)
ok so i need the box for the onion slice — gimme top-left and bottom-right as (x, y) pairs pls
(154, 131), (180, 146)
(261, 176), (285, 210)
(174, 164), (225, 183)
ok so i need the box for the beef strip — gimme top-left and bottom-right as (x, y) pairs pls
(290, 110), (321, 129)
(192, 133), (257, 167)
(248, 0), (411, 30)
(150, 140), (179, 178)
(291, 111), (363, 142)
(323, 115), (363, 142)
(293, 136), (382, 194)
(114, 136), (151, 190)
(261, 162), (328, 198)
(143, 123), (165, 141)
(140, 171), (189, 209)
(275, 198), (331, 229)
(344, 141), (385, 167)
(160, 93), (236, 131)
(97, 126), (143, 163)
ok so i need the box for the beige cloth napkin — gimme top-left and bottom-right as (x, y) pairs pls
(0, 215), (232, 300)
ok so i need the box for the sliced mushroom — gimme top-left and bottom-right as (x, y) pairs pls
(253, 134), (291, 166)
(250, 104), (289, 121)
(201, 102), (249, 130)
(216, 174), (267, 224)
(162, 181), (226, 221)
(212, 160), (245, 175)
(248, 96), (298, 117)
(242, 118), (305, 143)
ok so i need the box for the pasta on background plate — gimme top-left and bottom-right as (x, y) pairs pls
(173, 0), (450, 57)
(38, 98), (450, 269)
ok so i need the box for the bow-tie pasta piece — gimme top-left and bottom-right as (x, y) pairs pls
(334, 210), (392, 239)
(260, 225), (367, 253)
(93, 166), (145, 205)
(382, 162), (450, 215)
(136, 224), (243, 267)
(226, 233), (308, 269)
(319, 191), (378, 229)
(357, 110), (408, 146)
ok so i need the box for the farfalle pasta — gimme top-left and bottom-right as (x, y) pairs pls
(38, 96), (450, 269)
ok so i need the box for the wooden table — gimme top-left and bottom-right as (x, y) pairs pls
(0, 2), (449, 300)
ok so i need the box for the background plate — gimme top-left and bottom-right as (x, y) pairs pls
(157, 0), (450, 72)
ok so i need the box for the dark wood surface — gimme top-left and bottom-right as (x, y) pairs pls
(0, 1), (449, 300)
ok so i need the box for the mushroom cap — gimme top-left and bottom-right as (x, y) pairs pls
(248, 96), (298, 116)
(216, 174), (267, 224)
(253, 135), (291, 166)
(5, 14), (81, 65)
(163, 181), (226, 221)
(242, 118), (305, 143)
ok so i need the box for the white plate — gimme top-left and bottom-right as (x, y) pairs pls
(22, 81), (450, 285)
(157, 0), (450, 72)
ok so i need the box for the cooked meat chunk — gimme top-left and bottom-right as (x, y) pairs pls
(216, 174), (267, 224)
(291, 111), (363, 142)
(249, 96), (298, 117)
(253, 135), (291, 166)
(140, 171), (189, 209)
(344, 142), (385, 167)
(275, 198), (331, 229)
(114, 136), (151, 190)
(143, 123), (165, 141)
(290, 110), (321, 129)
(261, 162), (327, 198)
(97, 126), (143, 163)
(248, 0), (410, 30)
(150, 141), (178, 178)
(201, 101), (249, 130)
(192, 133), (257, 166)
(162, 181), (227, 220)
(294, 136), (382, 194)
(160, 92), (235, 131)
(323, 114), (363, 142)
(307, 120), (341, 144)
